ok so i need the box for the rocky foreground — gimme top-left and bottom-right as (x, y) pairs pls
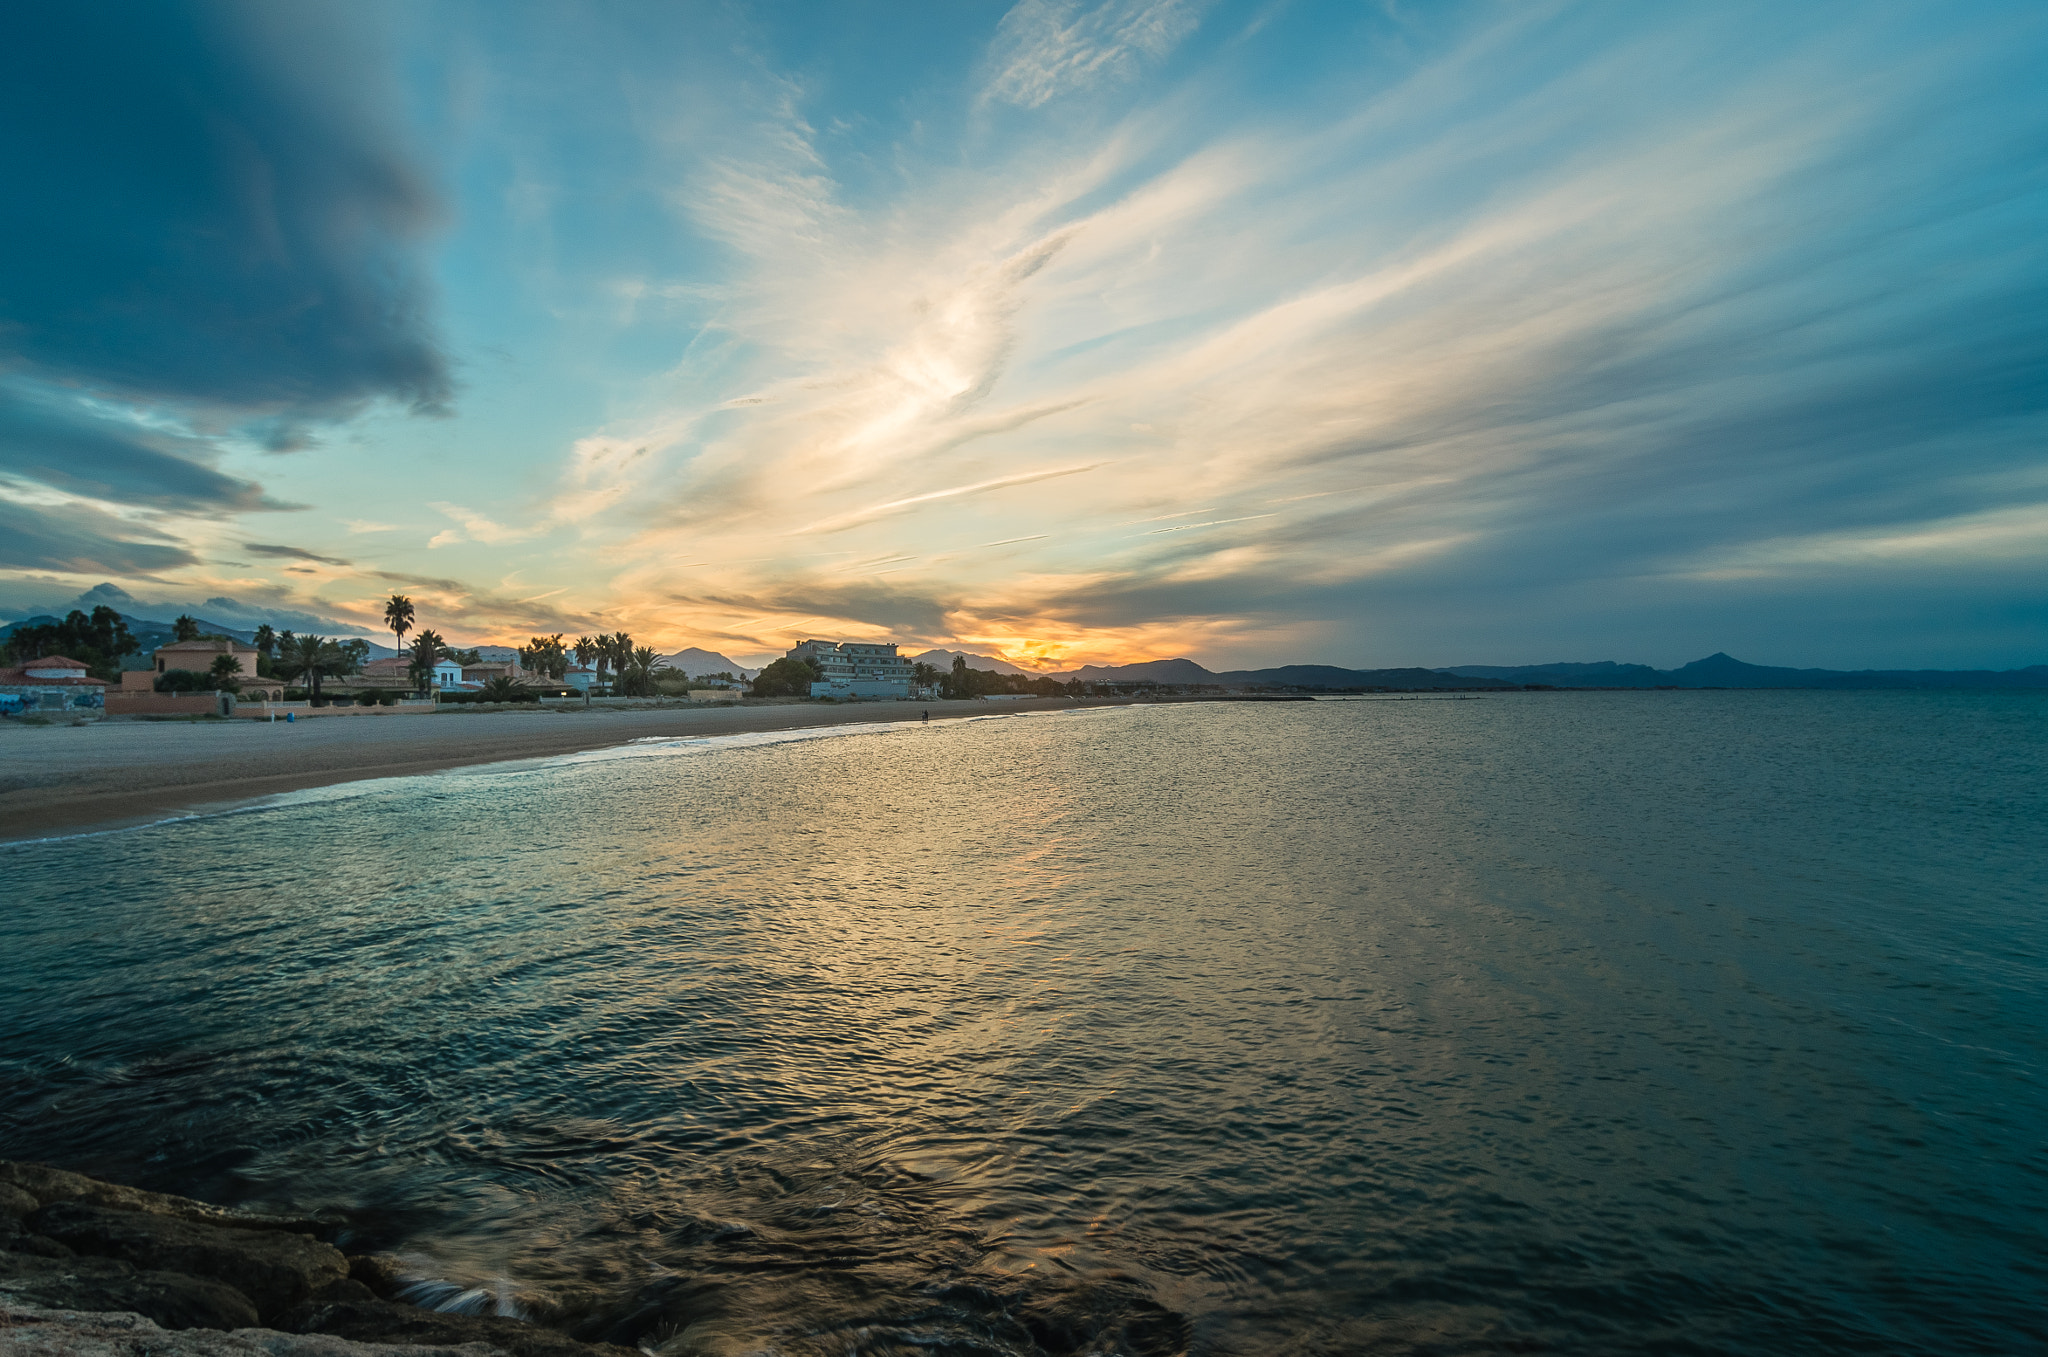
(0, 1162), (627, 1357)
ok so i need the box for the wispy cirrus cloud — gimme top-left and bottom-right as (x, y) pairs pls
(555, 1), (2048, 669)
(981, 0), (1201, 109)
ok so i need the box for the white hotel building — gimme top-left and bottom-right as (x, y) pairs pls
(788, 639), (916, 699)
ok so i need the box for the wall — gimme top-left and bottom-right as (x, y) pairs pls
(104, 692), (228, 717)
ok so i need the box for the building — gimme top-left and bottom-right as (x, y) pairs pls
(461, 661), (521, 685)
(0, 655), (108, 715)
(433, 658), (466, 688)
(788, 639), (915, 699)
(351, 656), (416, 689)
(149, 638), (282, 700)
(563, 664), (598, 693)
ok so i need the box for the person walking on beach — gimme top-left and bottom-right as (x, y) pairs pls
(921, 709), (929, 723)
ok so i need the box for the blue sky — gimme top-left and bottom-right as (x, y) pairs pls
(2, 1), (2044, 669)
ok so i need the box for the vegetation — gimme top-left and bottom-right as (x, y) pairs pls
(281, 634), (356, 702)
(1, 606), (139, 681)
(939, 659), (1070, 699)
(408, 630), (447, 690)
(154, 670), (217, 693)
(208, 654), (244, 692)
(384, 594), (415, 655)
(173, 615), (200, 641)
(251, 624), (277, 677)
(517, 633), (569, 680)
(750, 657), (821, 697)
(479, 675), (524, 702)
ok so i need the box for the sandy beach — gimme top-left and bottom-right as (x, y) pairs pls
(0, 699), (1108, 843)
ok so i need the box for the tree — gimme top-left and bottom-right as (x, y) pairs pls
(283, 634), (343, 701)
(208, 654), (244, 692)
(408, 630), (447, 691)
(614, 644), (659, 697)
(253, 624), (276, 656)
(384, 594), (415, 655)
(337, 639), (370, 675)
(173, 615), (200, 641)
(912, 661), (939, 692)
(2, 606), (139, 681)
(480, 675), (523, 702)
(750, 657), (821, 697)
(946, 654), (969, 699)
(518, 634), (568, 681)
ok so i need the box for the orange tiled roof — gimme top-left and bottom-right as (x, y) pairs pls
(1, 658), (108, 686)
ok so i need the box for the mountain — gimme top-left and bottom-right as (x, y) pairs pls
(909, 649), (1032, 676)
(1045, 658), (1217, 684)
(1444, 660), (1668, 687)
(1441, 652), (2048, 689)
(1215, 664), (1519, 690)
(1040, 657), (1518, 690)
(1, 610), (393, 667)
(658, 647), (760, 679)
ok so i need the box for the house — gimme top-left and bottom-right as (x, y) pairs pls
(0, 655), (108, 715)
(563, 664), (598, 693)
(433, 658), (465, 688)
(788, 639), (915, 699)
(461, 661), (521, 685)
(351, 656), (416, 689)
(149, 638), (282, 700)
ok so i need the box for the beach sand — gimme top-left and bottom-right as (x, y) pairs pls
(0, 699), (1105, 842)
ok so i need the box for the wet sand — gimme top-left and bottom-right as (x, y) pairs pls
(0, 699), (1108, 843)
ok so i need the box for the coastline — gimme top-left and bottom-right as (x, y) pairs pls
(0, 698), (1126, 845)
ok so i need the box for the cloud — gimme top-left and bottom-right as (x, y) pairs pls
(982, 0), (1201, 109)
(427, 502), (536, 548)
(794, 463), (1108, 534)
(0, 1), (449, 420)
(244, 543), (353, 567)
(0, 386), (282, 513)
(590, 1), (2048, 666)
(0, 498), (201, 575)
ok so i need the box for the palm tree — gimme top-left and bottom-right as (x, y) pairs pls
(173, 615), (200, 641)
(913, 662), (939, 693)
(384, 594), (415, 655)
(284, 633), (339, 702)
(408, 630), (446, 692)
(573, 636), (595, 669)
(480, 675), (522, 702)
(208, 654), (244, 691)
(253, 624), (276, 657)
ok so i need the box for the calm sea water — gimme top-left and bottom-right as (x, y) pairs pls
(2, 694), (2043, 1355)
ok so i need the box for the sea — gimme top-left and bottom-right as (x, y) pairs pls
(2, 692), (2043, 1355)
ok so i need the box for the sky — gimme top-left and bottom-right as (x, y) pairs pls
(2, 0), (2044, 671)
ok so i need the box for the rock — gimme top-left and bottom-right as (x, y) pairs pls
(0, 1181), (40, 1218)
(345, 1251), (407, 1297)
(1, 1229), (76, 1257)
(30, 1201), (347, 1321)
(0, 1250), (261, 1330)
(308, 1277), (377, 1305)
(0, 1300), (508, 1355)
(0, 1160), (333, 1235)
(280, 1298), (639, 1357)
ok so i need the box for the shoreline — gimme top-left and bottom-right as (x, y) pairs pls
(0, 698), (1135, 845)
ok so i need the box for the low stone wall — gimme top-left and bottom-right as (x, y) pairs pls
(104, 692), (229, 718)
